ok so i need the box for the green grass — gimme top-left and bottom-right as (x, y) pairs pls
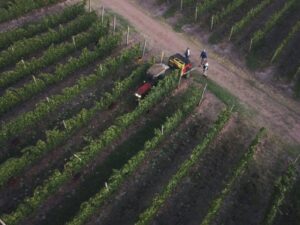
(163, 5), (177, 18)
(192, 71), (247, 114)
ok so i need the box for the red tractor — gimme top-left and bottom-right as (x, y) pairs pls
(134, 53), (193, 99)
(135, 63), (169, 99)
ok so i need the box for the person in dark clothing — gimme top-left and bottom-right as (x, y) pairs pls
(200, 49), (207, 65)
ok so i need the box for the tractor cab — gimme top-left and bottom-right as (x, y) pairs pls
(168, 53), (193, 75)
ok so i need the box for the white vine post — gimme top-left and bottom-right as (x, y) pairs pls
(177, 69), (183, 88)
(32, 75), (37, 85)
(210, 15), (214, 30)
(113, 16), (116, 34)
(21, 59), (26, 68)
(73, 153), (82, 161)
(105, 182), (109, 190)
(194, 6), (198, 22)
(160, 51), (164, 63)
(199, 83), (207, 106)
(142, 39), (147, 58)
(72, 36), (76, 47)
(101, 6), (105, 23)
(161, 125), (164, 135)
(99, 64), (103, 76)
(46, 97), (50, 103)
(63, 120), (67, 129)
(294, 154), (300, 164)
(88, 0), (91, 12)
(180, 0), (183, 11)
(249, 38), (253, 51)
(126, 26), (130, 45)
(229, 27), (233, 41)
(0, 218), (7, 225)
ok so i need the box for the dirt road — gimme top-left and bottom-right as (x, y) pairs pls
(94, 0), (300, 145)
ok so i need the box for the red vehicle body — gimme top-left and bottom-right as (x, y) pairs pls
(135, 82), (153, 99)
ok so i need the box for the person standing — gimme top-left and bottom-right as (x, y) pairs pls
(200, 49), (207, 65)
(202, 61), (209, 77)
(184, 47), (191, 59)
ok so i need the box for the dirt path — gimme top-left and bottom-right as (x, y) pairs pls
(96, 0), (300, 145)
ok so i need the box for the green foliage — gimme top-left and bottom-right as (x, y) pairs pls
(196, 0), (219, 17)
(0, 12), (97, 69)
(200, 128), (266, 225)
(0, 32), (119, 115)
(250, 0), (296, 50)
(0, 45), (139, 148)
(271, 21), (300, 63)
(135, 108), (232, 225)
(0, 3), (85, 50)
(263, 164), (298, 225)
(1, 69), (179, 225)
(65, 84), (202, 225)
(229, 0), (274, 39)
(0, 21), (109, 89)
(213, 0), (247, 26)
(0, 63), (149, 189)
(0, 0), (62, 23)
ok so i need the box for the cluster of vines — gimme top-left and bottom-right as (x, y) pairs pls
(135, 108), (232, 225)
(1, 70), (179, 225)
(65, 82), (203, 225)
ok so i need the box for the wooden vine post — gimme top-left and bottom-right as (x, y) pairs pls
(194, 6), (198, 21)
(142, 39), (147, 58)
(113, 16), (116, 34)
(32, 75), (37, 85)
(88, 0), (91, 12)
(199, 83), (207, 106)
(72, 36), (76, 47)
(210, 15), (214, 30)
(160, 51), (164, 63)
(229, 27), (233, 41)
(101, 6), (105, 23)
(21, 59), (26, 67)
(126, 26), (130, 45)
(180, 0), (183, 11)
(63, 120), (67, 129)
(249, 38), (253, 51)
(177, 69), (183, 88)
(0, 218), (7, 225)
